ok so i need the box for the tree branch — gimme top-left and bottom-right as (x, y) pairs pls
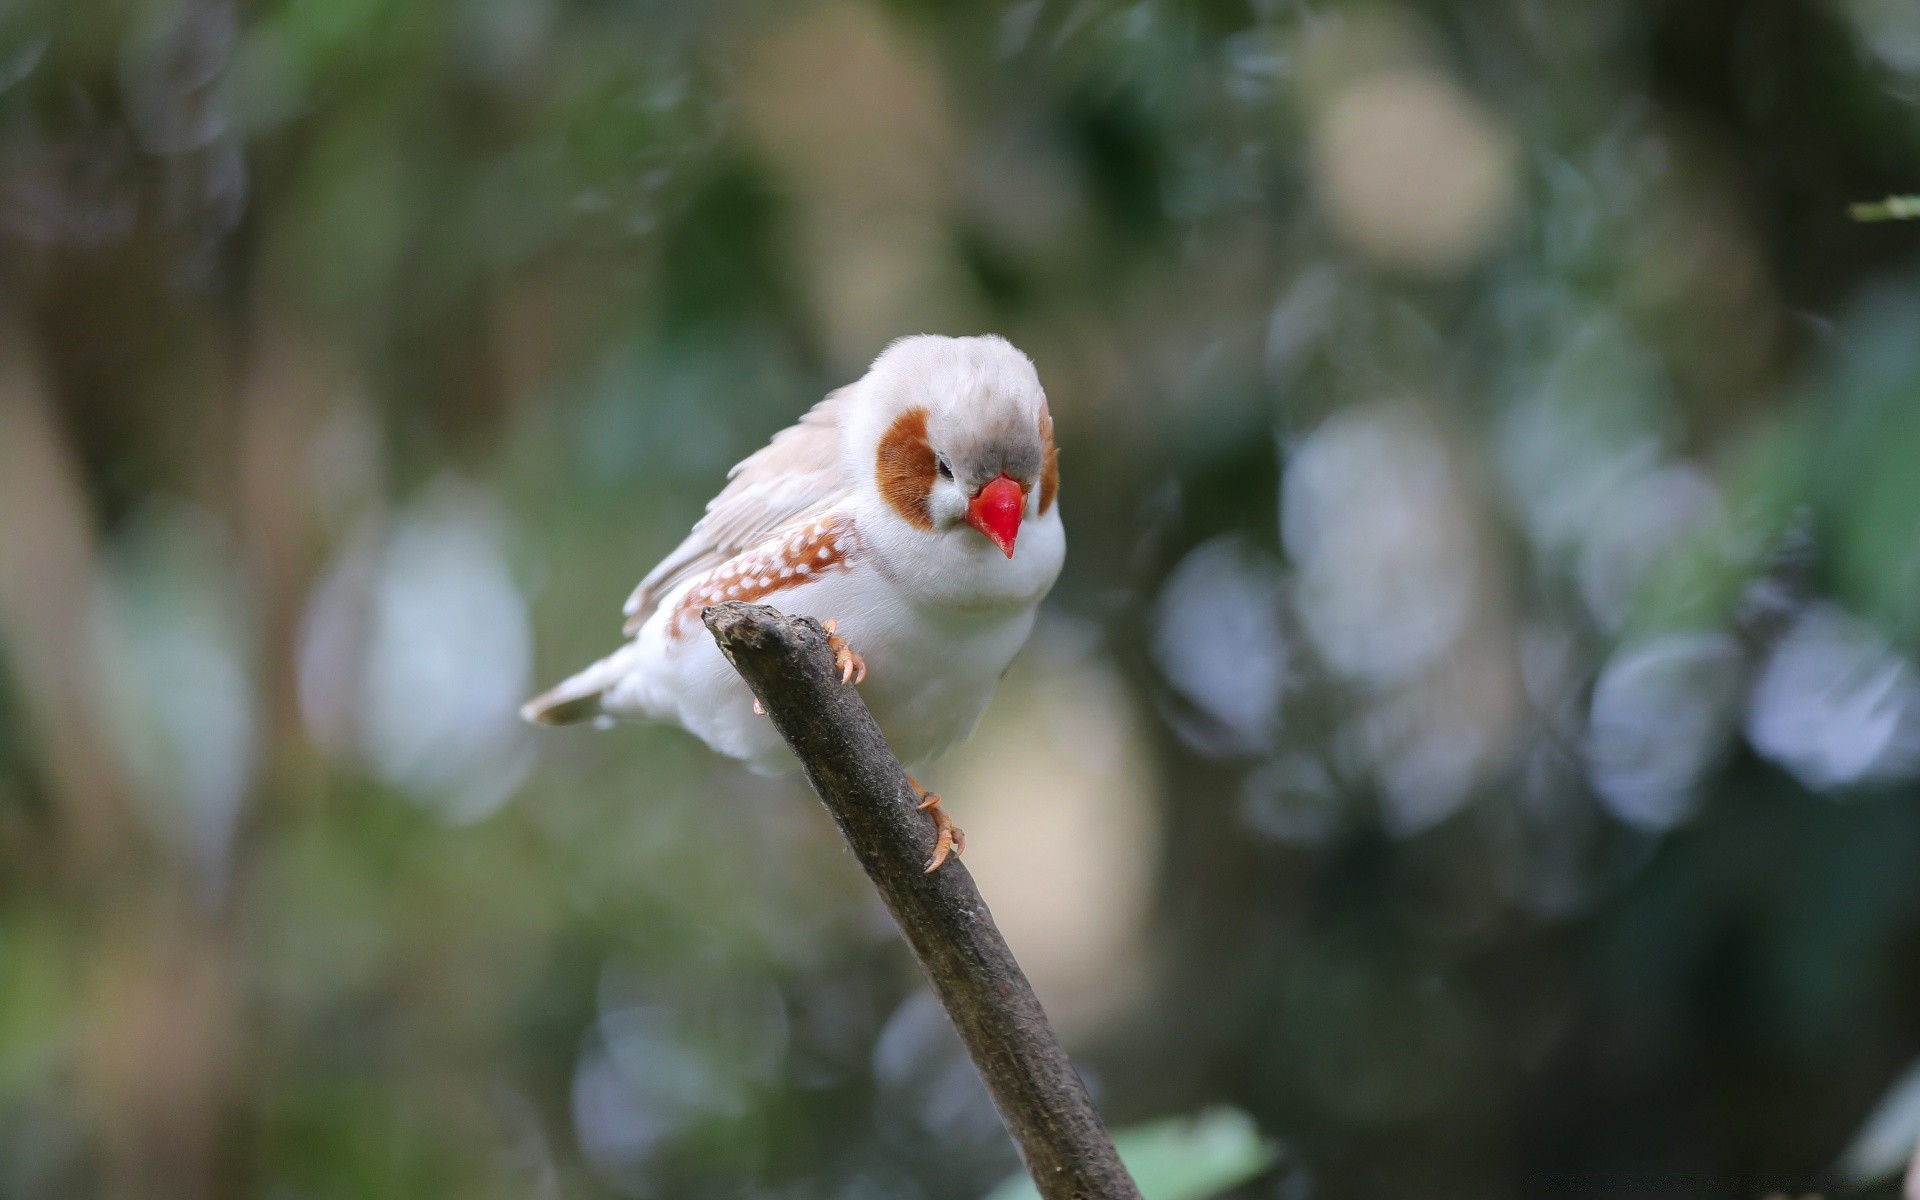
(703, 602), (1142, 1200)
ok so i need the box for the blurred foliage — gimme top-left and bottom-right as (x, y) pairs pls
(3, 0), (1920, 1198)
(984, 1109), (1278, 1200)
(1852, 195), (1920, 221)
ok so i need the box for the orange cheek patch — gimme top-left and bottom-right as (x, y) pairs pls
(670, 516), (861, 638)
(1037, 408), (1059, 515)
(876, 407), (937, 531)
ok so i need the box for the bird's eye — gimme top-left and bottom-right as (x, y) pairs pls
(935, 455), (953, 481)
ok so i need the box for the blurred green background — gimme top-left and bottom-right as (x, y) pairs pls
(3, 0), (1920, 1196)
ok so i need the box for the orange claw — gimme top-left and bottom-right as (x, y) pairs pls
(907, 775), (964, 872)
(822, 620), (867, 685)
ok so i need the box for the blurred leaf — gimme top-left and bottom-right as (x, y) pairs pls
(1819, 290), (1920, 642)
(0, 918), (75, 1102)
(1850, 195), (1920, 221)
(982, 1109), (1278, 1200)
(1838, 1058), (1920, 1186)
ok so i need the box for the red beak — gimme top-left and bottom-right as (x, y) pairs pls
(966, 473), (1025, 558)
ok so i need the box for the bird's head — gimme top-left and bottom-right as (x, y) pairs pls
(858, 334), (1058, 559)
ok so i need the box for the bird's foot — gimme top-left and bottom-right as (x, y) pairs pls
(821, 620), (867, 685)
(908, 775), (965, 872)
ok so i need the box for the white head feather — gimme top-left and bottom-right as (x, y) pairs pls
(845, 334), (1051, 525)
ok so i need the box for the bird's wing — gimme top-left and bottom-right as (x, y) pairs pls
(622, 387), (854, 633)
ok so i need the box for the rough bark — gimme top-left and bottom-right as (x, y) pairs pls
(703, 601), (1141, 1200)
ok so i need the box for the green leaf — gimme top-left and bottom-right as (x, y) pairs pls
(983, 1109), (1280, 1200)
(1850, 195), (1920, 221)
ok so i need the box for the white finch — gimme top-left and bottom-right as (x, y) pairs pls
(523, 334), (1065, 868)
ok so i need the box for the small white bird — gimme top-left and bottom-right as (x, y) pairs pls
(523, 334), (1065, 869)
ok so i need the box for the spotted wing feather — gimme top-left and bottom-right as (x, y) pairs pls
(622, 387), (853, 633)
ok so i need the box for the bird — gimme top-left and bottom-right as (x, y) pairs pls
(522, 334), (1065, 870)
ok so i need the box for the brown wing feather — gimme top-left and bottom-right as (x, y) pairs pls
(662, 514), (861, 639)
(622, 387), (853, 633)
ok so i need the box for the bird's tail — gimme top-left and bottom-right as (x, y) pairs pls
(520, 645), (639, 726)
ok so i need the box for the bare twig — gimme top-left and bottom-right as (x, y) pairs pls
(703, 602), (1142, 1200)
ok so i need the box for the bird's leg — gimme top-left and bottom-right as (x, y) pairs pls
(821, 620), (867, 685)
(906, 775), (965, 873)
